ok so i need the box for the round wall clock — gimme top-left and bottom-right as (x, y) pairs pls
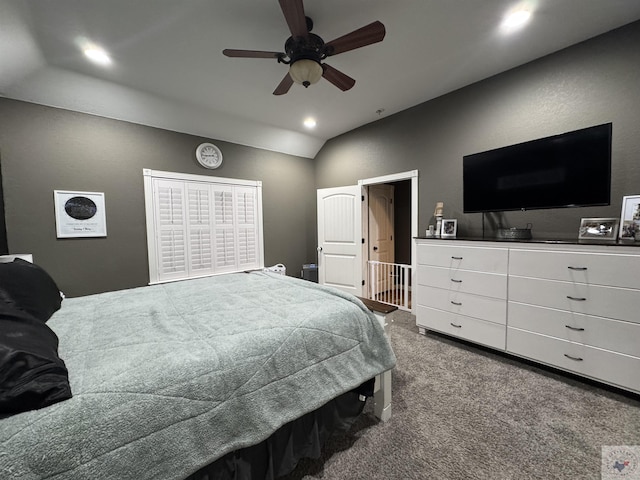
(195, 142), (223, 169)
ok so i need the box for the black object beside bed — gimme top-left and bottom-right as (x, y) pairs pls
(0, 258), (70, 416)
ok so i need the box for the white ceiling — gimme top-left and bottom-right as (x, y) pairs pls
(2, 0), (640, 158)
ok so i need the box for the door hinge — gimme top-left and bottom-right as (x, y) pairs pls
(362, 280), (365, 286)
(361, 195), (365, 201)
(362, 238), (365, 244)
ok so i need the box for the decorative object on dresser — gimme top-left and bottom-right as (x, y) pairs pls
(496, 224), (532, 240)
(619, 194), (640, 241)
(441, 218), (457, 238)
(578, 217), (619, 243)
(433, 202), (444, 238)
(415, 238), (640, 395)
(426, 224), (436, 237)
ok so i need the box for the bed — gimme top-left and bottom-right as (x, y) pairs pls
(0, 260), (396, 480)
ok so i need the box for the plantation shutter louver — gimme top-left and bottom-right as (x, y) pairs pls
(214, 186), (236, 272)
(187, 183), (214, 275)
(235, 186), (258, 268)
(154, 179), (187, 281)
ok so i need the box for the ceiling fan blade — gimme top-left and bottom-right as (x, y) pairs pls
(278, 0), (308, 37)
(324, 21), (386, 56)
(322, 64), (356, 91)
(273, 73), (294, 95)
(223, 49), (282, 59)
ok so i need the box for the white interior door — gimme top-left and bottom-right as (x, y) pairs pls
(317, 186), (363, 296)
(369, 184), (395, 264)
(368, 184), (395, 296)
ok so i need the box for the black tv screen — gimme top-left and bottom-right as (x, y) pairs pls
(463, 123), (612, 213)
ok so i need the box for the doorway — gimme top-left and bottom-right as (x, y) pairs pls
(365, 179), (412, 310)
(316, 170), (418, 312)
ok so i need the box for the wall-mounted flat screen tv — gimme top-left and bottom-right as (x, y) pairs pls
(463, 123), (612, 213)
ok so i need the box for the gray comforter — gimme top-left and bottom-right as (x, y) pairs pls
(0, 272), (396, 479)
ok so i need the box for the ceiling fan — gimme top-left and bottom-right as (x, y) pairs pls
(222, 0), (386, 95)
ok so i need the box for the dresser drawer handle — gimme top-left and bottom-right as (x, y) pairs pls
(451, 256), (463, 260)
(450, 322), (462, 328)
(565, 325), (585, 331)
(451, 278), (462, 283)
(568, 266), (588, 271)
(564, 354), (583, 362)
(566, 296), (586, 301)
(450, 301), (462, 306)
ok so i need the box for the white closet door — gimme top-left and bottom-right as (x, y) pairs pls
(187, 183), (214, 276)
(213, 185), (237, 273)
(154, 179), (187, 282)
(234, 186), (259, 269)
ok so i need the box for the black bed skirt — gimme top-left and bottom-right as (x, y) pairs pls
(186, 380), (373, 480)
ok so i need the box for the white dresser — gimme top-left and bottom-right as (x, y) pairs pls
(415, 238), (640, 394)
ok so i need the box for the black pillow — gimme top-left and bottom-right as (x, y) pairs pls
(0, 303), (72, 416)
(0, 258), (62, 322)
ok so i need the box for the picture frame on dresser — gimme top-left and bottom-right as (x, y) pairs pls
(619, 195), (640, 241)
(578, 217), (619, 243)
(441, 219), (457, 238)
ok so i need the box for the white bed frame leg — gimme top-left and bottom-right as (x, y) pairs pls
(356, 296), (395, 422)
(373, 369), (392, 421)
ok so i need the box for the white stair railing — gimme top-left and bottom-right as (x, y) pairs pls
(368, 261), (412, 311)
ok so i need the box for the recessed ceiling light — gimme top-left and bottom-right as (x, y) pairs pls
(84, 46), (112, 66)
(303, 117), (317, 128)
(501, 7), (532, 33)
(76, 37), (112, 66)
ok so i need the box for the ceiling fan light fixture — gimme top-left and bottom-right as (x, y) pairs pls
(289, 59), (323, 87)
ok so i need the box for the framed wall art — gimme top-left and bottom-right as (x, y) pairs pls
(54, 190), (107, 238)
(578, 217), (619, 243)
(441, 218), (457, 238)
(619, 195), (640, 241)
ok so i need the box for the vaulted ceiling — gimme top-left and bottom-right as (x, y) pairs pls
(2, 0), (640, 158)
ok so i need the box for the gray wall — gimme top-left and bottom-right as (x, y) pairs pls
(2, 21), (639, 297)
(0, 99), (316, 297)
(315, 21), (640, 241)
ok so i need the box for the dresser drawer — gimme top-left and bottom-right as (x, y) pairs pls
(509, 276), (640, 323)
(507, 328), (640, 393)
(509, 248), (640, 289)
(416, 243), (508, 274)
(417, 306), (506, 350)
(417, 265), (507, 299)
(417, 284), (506, 324)
(508, 302), (640, 357)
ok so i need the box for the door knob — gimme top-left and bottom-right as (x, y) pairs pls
(317, 246), (323, 252)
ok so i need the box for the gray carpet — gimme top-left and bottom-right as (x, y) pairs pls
(281, 310), (640, 480)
